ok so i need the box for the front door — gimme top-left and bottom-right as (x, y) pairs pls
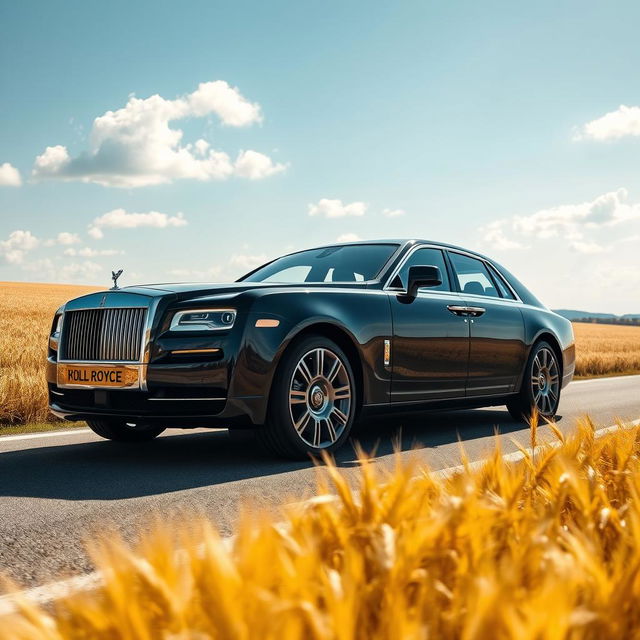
(389, 247), (470, 402)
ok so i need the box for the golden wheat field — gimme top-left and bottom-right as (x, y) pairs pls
(0, 281), (639, 425)
(0, 281), (99, 424)
(573, 322), (640, 377)
(3, 418), (640, 639)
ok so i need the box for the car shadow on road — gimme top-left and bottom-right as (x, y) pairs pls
(0, 409), (539, 501)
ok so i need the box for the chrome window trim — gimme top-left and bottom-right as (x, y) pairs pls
(383, 244), (523, 303)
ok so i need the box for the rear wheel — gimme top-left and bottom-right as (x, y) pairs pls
(258, 336), (357, 459)
(507, 340), (561, 421)
(87, 419), (165, 442)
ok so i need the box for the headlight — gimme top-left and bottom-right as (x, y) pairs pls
(53, 314), (63, 336)
(170, 309), (237, 332)
(51, 308), (64, 337)
(50, 310), (64, 351)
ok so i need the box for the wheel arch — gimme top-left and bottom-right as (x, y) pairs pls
(519, 331), (564, 391)
(272, 322), (365, 416)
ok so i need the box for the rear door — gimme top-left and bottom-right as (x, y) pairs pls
(388, 246), (470, 402)
(447, 251), (526, 397)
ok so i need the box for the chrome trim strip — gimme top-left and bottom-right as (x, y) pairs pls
(147, 397), (225, 402)
(50, 389), (64, 396)
(61, 305), (147, 312)
(140, 297), (161, 392)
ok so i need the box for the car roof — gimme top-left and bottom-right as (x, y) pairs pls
(300, 239), (491, 261)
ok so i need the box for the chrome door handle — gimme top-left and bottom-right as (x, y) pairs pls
(465, 306), (486, 317)
(447, 305), (486, 317)
(447, 305), (469, 316)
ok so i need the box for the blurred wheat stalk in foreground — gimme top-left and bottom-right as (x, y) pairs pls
(4, 418), (640, 639)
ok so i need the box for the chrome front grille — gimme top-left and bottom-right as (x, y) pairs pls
(61, 308), (146, 362)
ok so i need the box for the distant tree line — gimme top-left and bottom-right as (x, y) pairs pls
(573, 317), (640, 326)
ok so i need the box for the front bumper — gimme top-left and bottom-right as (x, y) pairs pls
(46, 358), (264, 427)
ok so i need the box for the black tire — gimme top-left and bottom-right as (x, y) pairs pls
(87, 419), (165, 442)
(507, 340), (561, 422)
(257, 335), (357, 459)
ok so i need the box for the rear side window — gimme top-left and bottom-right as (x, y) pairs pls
(393, 247), (451, 292)
(488, 263), (516, 300)
(448, 252), (500, 298)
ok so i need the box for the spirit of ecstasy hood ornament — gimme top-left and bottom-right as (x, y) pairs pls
(110, 269), (123, 290)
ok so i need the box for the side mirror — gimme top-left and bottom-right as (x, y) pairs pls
(406, 265), (442, 298)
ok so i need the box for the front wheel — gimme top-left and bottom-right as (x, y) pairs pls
(87, 419), (165, 442)
(507, 340), (561, 422)
(258, 336), (357, 459)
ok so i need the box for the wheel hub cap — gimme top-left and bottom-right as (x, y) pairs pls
(310, 386), (325, 410)
(289, 347), (352, 449)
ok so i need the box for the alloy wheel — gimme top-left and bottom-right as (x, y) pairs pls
(531, 347), (559, 415)
(288, 347), (352, 448)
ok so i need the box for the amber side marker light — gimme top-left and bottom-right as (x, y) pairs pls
(255, 319), (280, 328)
(170, 348), (221, 355)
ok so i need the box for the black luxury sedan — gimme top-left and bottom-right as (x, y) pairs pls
(47, 240), (575, 458)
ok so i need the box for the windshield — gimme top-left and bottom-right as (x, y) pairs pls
(241, 244), (399, 283)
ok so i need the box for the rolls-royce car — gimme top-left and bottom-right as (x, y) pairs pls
(47, 240), (575, 459)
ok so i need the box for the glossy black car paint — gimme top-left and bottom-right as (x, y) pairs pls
(47, 240), (576, 428)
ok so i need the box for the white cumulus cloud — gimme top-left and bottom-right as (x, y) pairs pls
(0, 162), (22, 187)
(336, 233), (361, 242)
(56, 232), (81, 245)
(88, 208), (187, 238)
(382, 208), (405, 218)
(481, 189), (640, 249)
(477, 189), (640, 311)
(308, 199), (367, 219)
(32, 80), (286, 187)
(234, 150), (287, 179)
(576, 105), (640, 141)
(229, 253), (269, 273)
(58, 260), (104, 284)
(0, 230), (39, 264)
(64, 247), (124, 257)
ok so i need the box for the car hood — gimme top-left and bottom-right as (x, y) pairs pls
(62, 281), (370, 311)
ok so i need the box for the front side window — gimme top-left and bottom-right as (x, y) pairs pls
(241, 244), (398, 283)
(448, 252), (500, 298)
(392, 247), (451, 292)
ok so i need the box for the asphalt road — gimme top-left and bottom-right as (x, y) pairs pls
(1, 375), (639, 590)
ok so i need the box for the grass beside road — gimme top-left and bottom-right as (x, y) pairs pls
(0, 421), (86, 437)
(4, 417), (640, 638)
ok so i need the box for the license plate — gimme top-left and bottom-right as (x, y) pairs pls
(57, 364), (140, 389)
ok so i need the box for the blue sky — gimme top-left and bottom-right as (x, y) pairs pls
(1, 0), (640, 313)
